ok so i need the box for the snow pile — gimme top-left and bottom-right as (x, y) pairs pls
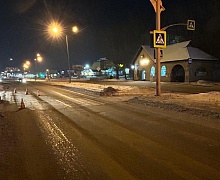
(100, 87), (118, 96)
(51, 81), (134, 92)
(195, 80), (215, 86)
(128, 92), (220, 119)
(45, 81), (220, 119)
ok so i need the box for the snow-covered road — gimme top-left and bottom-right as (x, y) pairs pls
(0, 81), (220, 179)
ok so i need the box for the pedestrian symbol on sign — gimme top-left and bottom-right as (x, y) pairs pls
(189, 22), (193, 28)
(156, 34), (164, 44)
(187, 20), (195, 30)
(153, 30), (166, 48)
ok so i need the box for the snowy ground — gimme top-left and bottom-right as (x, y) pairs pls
(42, 80), (220, 119)
(0, 80), (219, 178)
(1, 80), (220, 119)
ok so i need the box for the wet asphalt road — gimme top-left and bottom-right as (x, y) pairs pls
(0, 80), (220, 179)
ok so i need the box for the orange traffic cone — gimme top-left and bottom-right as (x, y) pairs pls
(25, 88), (28, 95)
(37, 90), (40, 96)
(14, 88), (17, 93)
(20, 98), (25, 109)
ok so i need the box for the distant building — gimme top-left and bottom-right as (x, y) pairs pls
(47, 70), (60, 78)
(90, 57), (115, 76)
(72, 65), (84, 77)
(3, 67), (21, 78)
(132, 41), (220, 82)
(91, 57), (114, 71)
(5, 67), (20, 73)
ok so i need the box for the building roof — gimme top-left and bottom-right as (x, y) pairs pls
(132, 41), (218, 63)
(91, 59), (115, 71)
(91, 62), (100, 70)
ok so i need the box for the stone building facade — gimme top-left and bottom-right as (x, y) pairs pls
(132, 41), (219, 82)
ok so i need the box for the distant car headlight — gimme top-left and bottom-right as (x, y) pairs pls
(22, 79), (27, 83)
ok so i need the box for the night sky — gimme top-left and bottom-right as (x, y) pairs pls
(0, 0), (219, 72)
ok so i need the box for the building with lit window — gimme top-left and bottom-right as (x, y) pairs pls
(132, 41), (219, 82)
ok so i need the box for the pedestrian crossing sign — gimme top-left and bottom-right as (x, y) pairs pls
(153, 30), (166, 48)
(187, 20), (195, 30)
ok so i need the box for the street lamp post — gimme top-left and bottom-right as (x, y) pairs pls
(23, 60), (30, 79)
(34, 58), (37, 81)
(65, 35), (71, 83)
(48, 22), (78, 83)
(34, 53), (43, 81)
(67, 26), (79, 83)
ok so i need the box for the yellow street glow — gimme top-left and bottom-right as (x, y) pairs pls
(37, 56), (42, 62)
(53, 27), (58, 33)
(72, 26), (78, 33)
(140, 59), (150, 66)
(47, 20), (64, 40)
(23, 64), (29, 69)
(25, 60), (30, 65)
(36, 53), (43, 62)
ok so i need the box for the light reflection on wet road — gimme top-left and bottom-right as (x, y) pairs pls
(1, 88), (94, 179)
(2, 82), (220, 179)
(36, 112), (91, 179)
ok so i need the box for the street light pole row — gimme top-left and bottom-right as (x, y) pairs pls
(34, 53), (43, 81)
(49, 22), (79, 83)
(22, 55), (42, 80)
(65, 35), (71, 83)
(65, 26), (79, 83)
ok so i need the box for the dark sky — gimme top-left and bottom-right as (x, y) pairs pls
(0, 0), (219, 71)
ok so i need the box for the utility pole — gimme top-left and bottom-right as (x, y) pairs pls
(150, 1), (194, 95)
(150, 0), (165, 96)
(66, 35), (71, 83)
(156, 0), (161, 96)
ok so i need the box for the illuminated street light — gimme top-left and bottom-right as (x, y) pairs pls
(23, 60), (30, 72)
(47, 20), (64, 40)
(48, 21), (79, 83)
(25, 60), (30, 66)
(35, 53), (43, 81)
(37, 53), (43, 62)
(72, 26), (79, 33)
(67, 26), (79, 83)
(23, 63), (29, 69)
(46, 68), (50, 81)
(53, 27), (58, 33)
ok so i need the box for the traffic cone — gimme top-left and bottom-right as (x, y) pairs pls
(25, 88), (28, 95)
(14, 88), (17, 93)
(37, 90), (40, 96)
(20, 98), (25, 109)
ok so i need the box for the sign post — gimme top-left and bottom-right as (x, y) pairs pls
(156, 0), (161, 96)
(150, 0), (165, 96)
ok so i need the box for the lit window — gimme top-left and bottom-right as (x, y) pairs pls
(150, 66), (155, 77)
(161, 65), (166, 76)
